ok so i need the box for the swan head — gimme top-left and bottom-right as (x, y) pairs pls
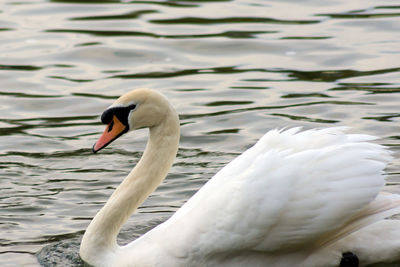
(93, 88), (172, 153)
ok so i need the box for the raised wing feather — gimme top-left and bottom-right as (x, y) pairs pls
(160, 127), (392, 259)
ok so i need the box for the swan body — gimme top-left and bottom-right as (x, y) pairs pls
(80, 88), (400, 267)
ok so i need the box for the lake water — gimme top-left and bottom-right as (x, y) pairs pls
(1, 0), (400, 266)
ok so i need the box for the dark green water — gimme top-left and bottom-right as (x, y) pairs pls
(1, 0), (400, 266)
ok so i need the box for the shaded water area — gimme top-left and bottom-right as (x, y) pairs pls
(1, 0), (400, 266)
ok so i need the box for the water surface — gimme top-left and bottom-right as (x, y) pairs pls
(1, 0), (400, 266)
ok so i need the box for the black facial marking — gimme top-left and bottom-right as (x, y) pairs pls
(101, 104), (137, 127)
(340, 252), (359, 267)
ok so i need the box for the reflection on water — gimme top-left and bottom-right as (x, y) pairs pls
(1, 0), (400, 266)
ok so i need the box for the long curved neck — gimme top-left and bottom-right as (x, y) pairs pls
(80, 108), (180, 262)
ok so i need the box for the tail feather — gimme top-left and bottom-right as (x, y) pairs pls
(317, 192), (400, 248)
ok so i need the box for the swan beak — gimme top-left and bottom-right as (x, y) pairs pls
(93, 115), (127, 153)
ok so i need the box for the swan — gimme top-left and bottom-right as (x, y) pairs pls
(80, 88), (400, 267)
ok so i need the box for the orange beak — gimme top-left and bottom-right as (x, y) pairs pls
(93, 115), (127, 153)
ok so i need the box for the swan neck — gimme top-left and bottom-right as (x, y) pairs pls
(80, 108), (179, 263)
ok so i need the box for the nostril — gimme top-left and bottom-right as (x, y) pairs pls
(108, 120), (114, 132)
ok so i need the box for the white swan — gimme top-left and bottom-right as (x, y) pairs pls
(80, 88), (400, 267)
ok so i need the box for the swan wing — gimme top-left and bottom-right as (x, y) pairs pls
(158, 127), (393, 259)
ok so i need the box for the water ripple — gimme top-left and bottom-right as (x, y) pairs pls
(70, 10), (159, 21)
(2, 0), (400, 266)
(46, 28), (272, 39)
(149, 16), (320, 25)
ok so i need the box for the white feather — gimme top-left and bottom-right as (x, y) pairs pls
(82, 90), (400, 267)
(117, 127), (400, 266)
